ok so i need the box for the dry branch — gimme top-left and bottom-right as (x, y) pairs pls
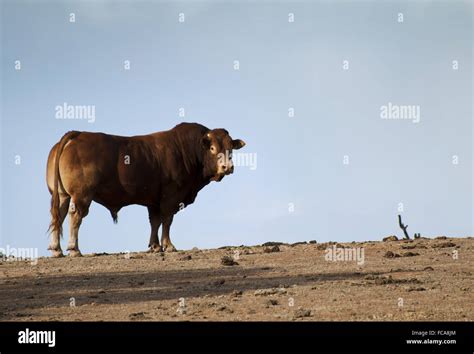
(398, 215), (410, 240)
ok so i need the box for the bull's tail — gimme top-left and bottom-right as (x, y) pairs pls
(48, 131), (81, 237)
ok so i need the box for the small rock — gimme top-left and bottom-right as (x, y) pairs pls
(91, 252), (109, 257)
(265, 299), (279, 306)
(401, 252), (419, 257)
(423, 266), (434, 271)
(263, 245), (280, 253)
(309, 240), (317, 244)
(291, 241), (307, 247)
(261, 241), (286, 247)
(294, 308), (312, 319)
(435, 236), (447, 240)
(217, 305), (233, 313)
(221, 256), (238, 266)
(129, 312), (146, 319)
(316, 241), (336, 250)
(432, 242), (456, 248)
(254, 288), (287, 296)
(384, 251), (400, 258)
(364, 274), (378, 280)
(212, 279), (225, 286)
(402, 244), (427, 250)
(129, 253), (144, 259)
(179, 254), (192, 261)
(231, 290), (243, 297)
(374, 276), (421, 285)
(407, 287), (426, 292)
(14, 313), (32, 318)
(383, 235), (398, 242)
(374, 277), (390, 285)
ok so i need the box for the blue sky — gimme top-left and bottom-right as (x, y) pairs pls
(1, 0), (472, 256)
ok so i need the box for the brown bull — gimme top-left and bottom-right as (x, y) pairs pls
(46, 122), (245, 257)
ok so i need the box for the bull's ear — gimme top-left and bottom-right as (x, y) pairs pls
(201, 133), (211, 149)
(232, 139), (246, 150)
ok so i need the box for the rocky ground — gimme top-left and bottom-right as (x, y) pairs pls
(0, 237), (472, 321)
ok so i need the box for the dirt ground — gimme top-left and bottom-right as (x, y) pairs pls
(0, 237), (472, 321)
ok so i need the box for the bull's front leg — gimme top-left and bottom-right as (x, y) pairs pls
(147, 206), (162, 252)
(161, 215), (176, 252)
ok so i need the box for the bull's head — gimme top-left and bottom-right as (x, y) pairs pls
(201, 129), (245, 182)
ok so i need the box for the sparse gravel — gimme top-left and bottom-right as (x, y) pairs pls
(0, 237), (472, 321)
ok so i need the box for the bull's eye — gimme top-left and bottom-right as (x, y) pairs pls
(210, 145), (217, 154)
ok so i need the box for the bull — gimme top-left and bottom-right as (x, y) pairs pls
(46, 122), (245, 257)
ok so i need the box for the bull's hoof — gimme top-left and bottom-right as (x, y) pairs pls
(163, 244), (177, 252)
(68, 249), (83, 257)
(50, 249), (64, 258)
(148, 243), (163, 253)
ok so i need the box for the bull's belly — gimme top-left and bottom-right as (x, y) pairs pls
(93, 187), (157, 209)
(92, 182), (201, 215)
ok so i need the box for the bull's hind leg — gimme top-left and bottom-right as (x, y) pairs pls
(161, 215), (176, 252)
(67, 196), (92, 257)
(147, 206), (162, 252)
(48, 194), (70, 257)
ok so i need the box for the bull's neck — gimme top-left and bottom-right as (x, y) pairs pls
(173, 131), (210, 187)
